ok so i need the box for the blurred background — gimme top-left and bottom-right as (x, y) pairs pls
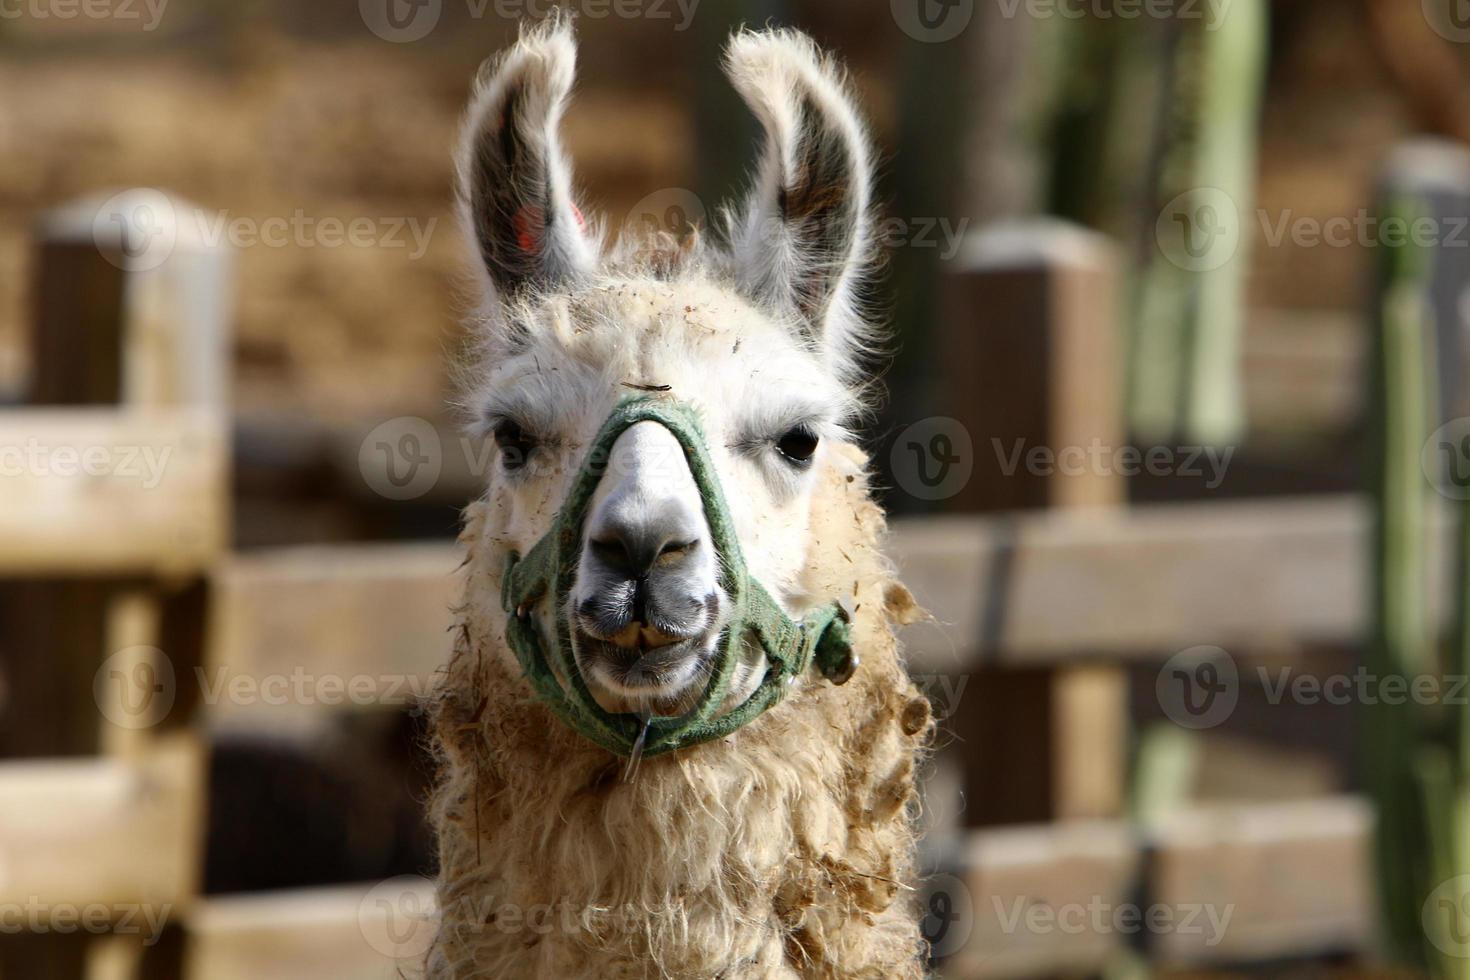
(2, 0), (1470, 976)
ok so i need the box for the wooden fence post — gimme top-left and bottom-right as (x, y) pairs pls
(937, 222), (1127, 825)
(4, 191), (229, 755)
(0, 190), (228, 979)
(29, 190), (230, 411)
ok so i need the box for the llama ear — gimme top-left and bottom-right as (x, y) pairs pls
(723, 30), (876, 372)
(456, 18), (597, 307)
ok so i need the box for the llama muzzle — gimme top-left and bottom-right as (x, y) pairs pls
(499, 395), (858, 758)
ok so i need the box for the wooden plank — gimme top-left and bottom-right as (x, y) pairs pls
(1053, 666), (1128, 819)
(193, 494), (1456, 710)
(0, 736), (202, 911)
(0, 410), (227, 576)
(183, 881), (435, 980)
(894, 494), (1455, 671)
(936, 819), (1138, 979)
(207, 544), (461, 724)
(933, 796), (1371, 979)
(1147, 797), (1374, 964)
(99, 591), (165, 760)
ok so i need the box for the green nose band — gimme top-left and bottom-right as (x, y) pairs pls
(499, 396), (858, 758)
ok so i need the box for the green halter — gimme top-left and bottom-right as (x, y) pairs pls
(499, 396), (858, 758)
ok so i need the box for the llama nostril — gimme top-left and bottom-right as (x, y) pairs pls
(658, 539), (698, 562)
(590, 537), (632, 573)
(589, 528), (699, 577)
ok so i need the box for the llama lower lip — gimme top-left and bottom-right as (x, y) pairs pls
(576, 631), (711, 700)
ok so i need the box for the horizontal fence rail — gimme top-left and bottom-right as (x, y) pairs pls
(198, 495), (1452, 705)
(895, 495), (1453, 669)
(0, 736), (202, 910)
(935, 796), (1373, 978)
(0, 410), (228, 577)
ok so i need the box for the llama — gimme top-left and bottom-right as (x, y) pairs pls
(427, 18), (933, 978)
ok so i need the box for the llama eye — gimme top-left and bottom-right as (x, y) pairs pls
(493, 420), (538, 471)
(775, 426), (819, 465)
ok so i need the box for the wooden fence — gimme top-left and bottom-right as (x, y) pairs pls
(0, 192), (1442, 978)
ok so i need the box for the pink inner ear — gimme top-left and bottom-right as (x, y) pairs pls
(513, 206), (544, 254)
(513, 205), (585, 255)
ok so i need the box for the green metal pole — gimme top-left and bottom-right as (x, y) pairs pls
(1367, 193), (1437, 971)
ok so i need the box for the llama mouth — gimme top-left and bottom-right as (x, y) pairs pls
(573, 630), (715, 715)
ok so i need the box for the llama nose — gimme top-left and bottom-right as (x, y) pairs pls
(585, 496), (705, 628)
(589, 531), (698, 627)
(577, 420), (715, 637)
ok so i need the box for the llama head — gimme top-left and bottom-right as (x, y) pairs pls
(457, 18), (878, 720)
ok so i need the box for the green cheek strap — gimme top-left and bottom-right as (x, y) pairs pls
(499, 396), (858, 759)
